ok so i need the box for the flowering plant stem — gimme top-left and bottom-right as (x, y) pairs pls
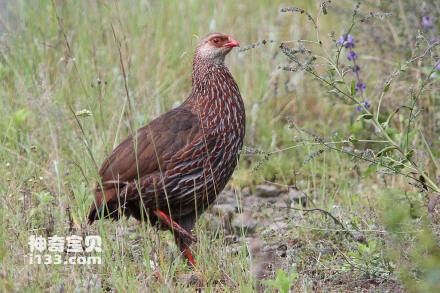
(280, 7), (440, 194)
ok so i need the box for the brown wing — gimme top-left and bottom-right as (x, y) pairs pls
(98, 106), (201, 188)
(88, 106), (200, 223)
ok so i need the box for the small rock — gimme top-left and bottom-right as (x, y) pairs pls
(216, 190), (236, 204)
(243, 195), (261, 208)
(251, 251), (276, 280)
(220, 212), (234, 235)
(188, 274), (203, 287)
(232, 212), (257, 234)
(178, 273), (203, 288)
(226, 243), (249, 256)
(241, 186), (251, 197)
(274, 198), (289, 209)
(266, 221), (289, 232)
(201, 213), (223, 232)
(352, 231), (366, 244)
(276, 244), (287, 257)
(223, 235), (239, 245)
(284, 188), (308, 206)
(247, 237), (264, 253)
(211, 203), (236, 216)
(255, 184), (283, 198)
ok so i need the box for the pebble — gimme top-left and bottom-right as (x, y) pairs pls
(284, 188), (308, 206)
(232, 212), (257, 234)
(255, 184), (283, 198)
(211, 203), (236, 216)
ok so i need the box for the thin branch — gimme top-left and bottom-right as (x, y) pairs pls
(289, 206), (359, 241)
(111, 24), (134, 133)
(68, 104), (99, 172)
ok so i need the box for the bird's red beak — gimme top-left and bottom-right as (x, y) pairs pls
(223, 37), (240, 48)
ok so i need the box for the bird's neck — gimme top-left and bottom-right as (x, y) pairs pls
(184, 61), (245, 132)
(191, 55), (225, 86)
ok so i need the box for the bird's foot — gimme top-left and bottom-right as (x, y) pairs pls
(153, 210), (197, 267)
(184, 246), (196, 267)
(152, 259), (163, 282)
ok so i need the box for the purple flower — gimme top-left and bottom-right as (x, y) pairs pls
(339, 33), (366, 96)
(345, 35), (355, 48)
(430, 37), (439, 45)
(337, 34), (355, 48)
(65, 170), (70, 175)
(436, 60), (440, 71)
(347, 51), (358, 61)
(337, 35), (346, 46)
(422, 16), (435, 30)
(355, 81), (366, 92)
(356, 100), (370, 111)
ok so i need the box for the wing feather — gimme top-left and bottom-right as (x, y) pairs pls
(98, 107), (201, 189)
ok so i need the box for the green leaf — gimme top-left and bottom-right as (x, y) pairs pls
(12, 109), (29, 127)
(263, 268), (298, 293)
(376, 146), (397, 157)
(365, 163), (379, 176)
(383, 82), (391, 93)
(350, 120), (363, 133)
(382, 111), (397, 129)
(405, 149), (414, 160)
(36, 191), (52, 205)
(348, 135), (358, 143)
(357, 114), (373, 120)
(350, 81), (356, 95)
(386, 127), (398, 136)
(394, 163), (404, 170)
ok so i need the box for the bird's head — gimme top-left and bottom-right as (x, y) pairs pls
(195, 32), (239, 65)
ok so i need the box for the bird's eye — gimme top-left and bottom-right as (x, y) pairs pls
(213, 38), (219, 43)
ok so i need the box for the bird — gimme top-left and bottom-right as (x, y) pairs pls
(87, 32), (245, 267)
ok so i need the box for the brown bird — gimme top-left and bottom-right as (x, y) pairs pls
(87, 32), (245, 266)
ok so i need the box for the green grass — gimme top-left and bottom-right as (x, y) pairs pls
(1, 0), (439, 291)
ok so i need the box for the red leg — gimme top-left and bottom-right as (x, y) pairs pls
(152, 259), (163, 282)
(184, 246), (196, 267)
(153, 210), (197, 242)
(153, 210), (197, 267)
